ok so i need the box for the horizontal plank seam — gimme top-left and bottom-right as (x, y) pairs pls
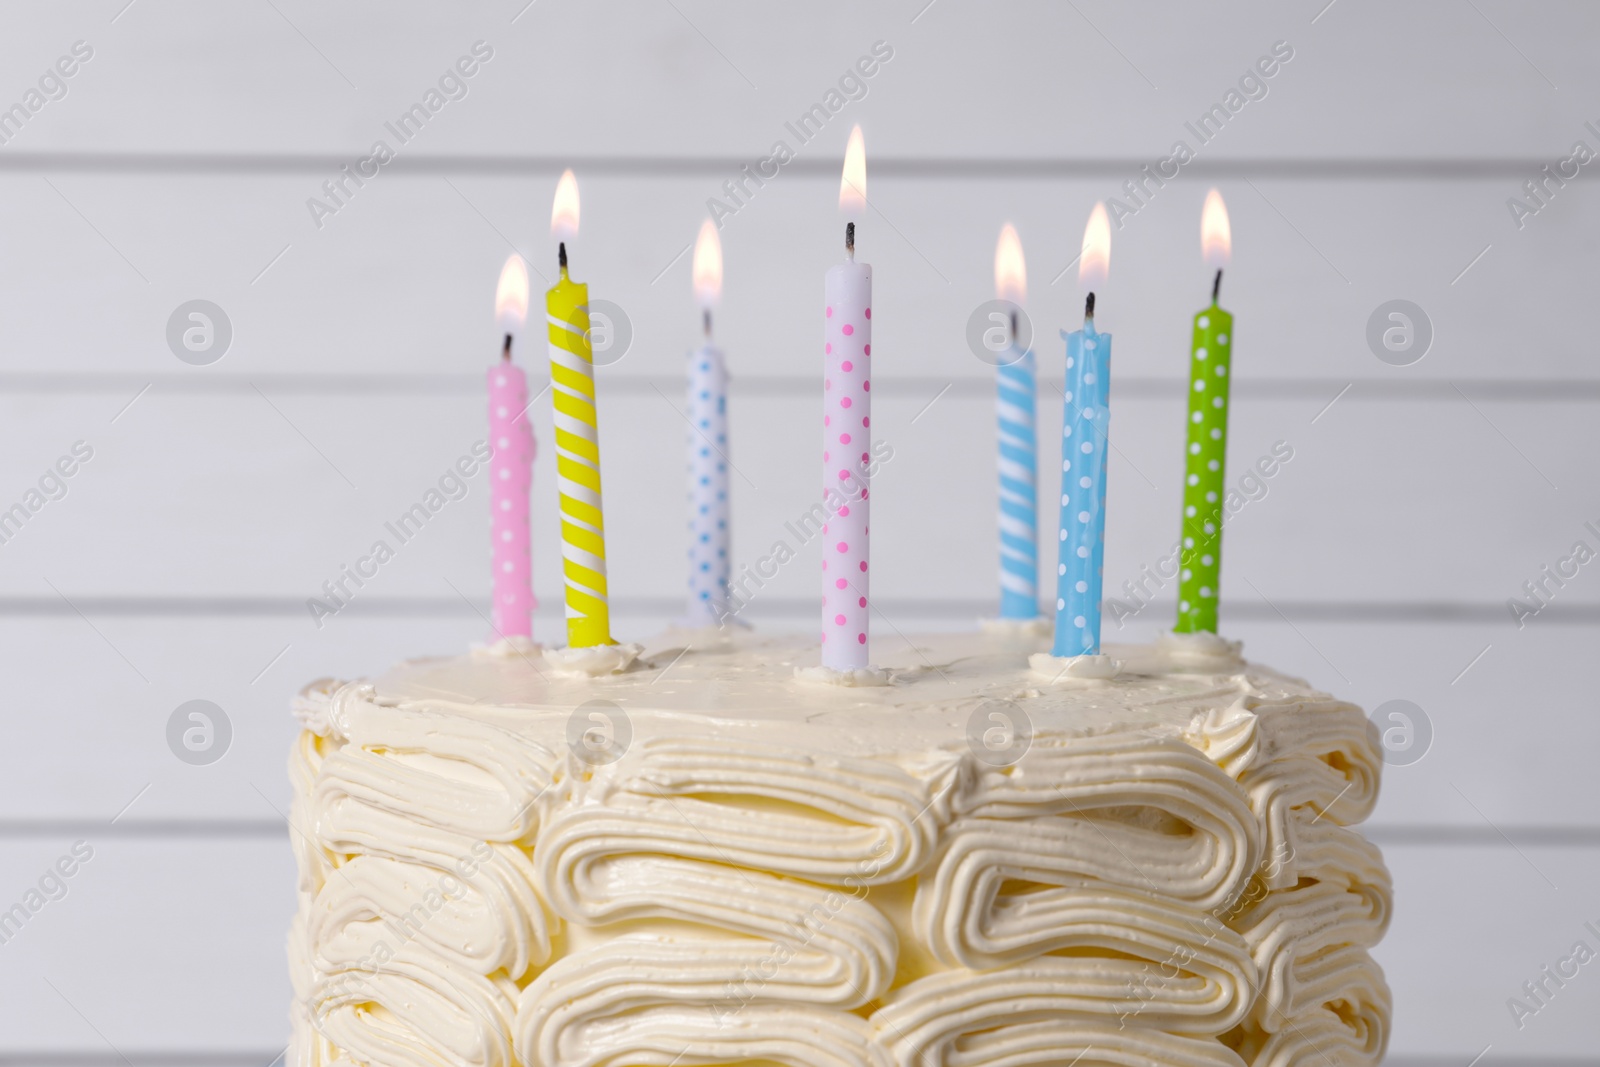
(0, 1055), (284, 1067)
(11, 1054), (1548, 1067)
(6, 1057), (1581, 1067)
(1, 376), (1596, 402)
(1, 822), (1596, 846)
(0, 598), (1588, 623)
(0, 154), (1562, 179)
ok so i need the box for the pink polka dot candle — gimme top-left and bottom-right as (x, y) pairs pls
(822, 126), (873, 670)
(490, 254), (535, 640)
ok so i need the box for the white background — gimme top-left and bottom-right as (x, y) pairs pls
(0, 2), (1596, 1065)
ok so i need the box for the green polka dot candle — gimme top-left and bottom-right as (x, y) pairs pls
(1175, 190), (1233, 634)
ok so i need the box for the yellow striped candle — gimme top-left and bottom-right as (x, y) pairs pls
(546, 170), (614, 648)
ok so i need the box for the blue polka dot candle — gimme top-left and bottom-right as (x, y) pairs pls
(1175, 190), (1233, 634)
(994, 224), (1039, 621)
(822, 126), (873, 670)
(1052, 203), (1113, 658)
(685, 220), (730, 626)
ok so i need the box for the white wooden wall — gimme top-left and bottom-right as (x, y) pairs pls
(2, 1), (1597, 1064)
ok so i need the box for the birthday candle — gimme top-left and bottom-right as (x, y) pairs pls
(993, 224), (1038, 620)
(685, 220), (730, 626)
(822, 126), (872, 669)
(1175, 190), (1234, 634)
(489, 254), (534, 639)
(1052, 204), (1113, 658)
(545, 169), (615, 648)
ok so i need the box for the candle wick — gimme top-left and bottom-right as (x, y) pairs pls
(1212, 268), (1223, 304)
(1008, 309), (1019, 346)
(1084, 291), (1096, 322)
(502, 333), (513, 360)
(845, 221), (855, 258)
(558, 241), (568, 273)
(703, 308), (712, 338)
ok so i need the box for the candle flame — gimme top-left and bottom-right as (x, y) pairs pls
(838, 125), (866, 218)
(693, 219), (723, 308)
(551, 168), (580, 242)
(495, 253), (530, 332)
(1201, 188), (1231, 269)
(1078, 202), (1111, 290)
(994, 223), (1026, 305)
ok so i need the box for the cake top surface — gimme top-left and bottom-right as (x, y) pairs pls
(348, 628), (1349, 758)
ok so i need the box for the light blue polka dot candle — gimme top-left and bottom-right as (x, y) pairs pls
(685, 221), (730, 626)
(684, 340), (729, 625)
(1052, 304), (1112, 657)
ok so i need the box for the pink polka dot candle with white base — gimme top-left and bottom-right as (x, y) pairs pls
(489, 254), (535, 641)
(822, 126), (873, 671)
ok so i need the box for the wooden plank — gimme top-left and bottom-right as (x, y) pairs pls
(1377, 843), (1600, 1060)
(0, 170), (1590, 380)
(0, 391), (1588, 605)
(0, 1), (1595, 159)
(0, 839), (294, 1056)
(0, 839), (1595, 1059)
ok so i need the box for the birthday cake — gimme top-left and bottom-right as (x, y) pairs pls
(285, 630), (1390, 1067)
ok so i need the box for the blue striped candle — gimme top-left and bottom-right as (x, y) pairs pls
(1052, 308), (1111, 657)
(997, 347), (1038, 618)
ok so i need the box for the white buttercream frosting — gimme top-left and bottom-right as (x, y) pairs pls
(288, 629), (1388, 1067)
(794, 663), (894, 687)
(1157, 629), (1248, 672)
(1026, 650), (1123, 684)
(540, 641), (644, 677)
